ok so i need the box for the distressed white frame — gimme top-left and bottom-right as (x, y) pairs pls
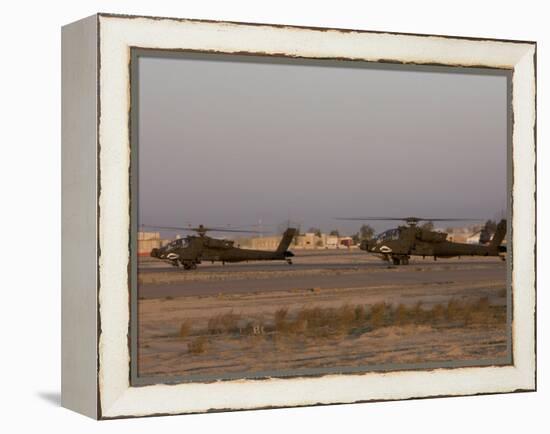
(72, 14), (536, 419)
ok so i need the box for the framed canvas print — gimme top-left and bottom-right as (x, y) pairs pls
(61, 13), (536, 419)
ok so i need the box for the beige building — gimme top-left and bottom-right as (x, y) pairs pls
(294, 232), (322, 249)
(236, 235), (283, 250)
(294, 233), (355, 249)
(437, 225), (483, 244)
(237, 232), (356, 250)
(137, 231), (170, 256)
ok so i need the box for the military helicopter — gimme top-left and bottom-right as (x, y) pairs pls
(336, 216), (506, 265)
(147, 224), (297, 269)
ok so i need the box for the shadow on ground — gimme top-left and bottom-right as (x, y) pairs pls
(37, 391), (61, 406)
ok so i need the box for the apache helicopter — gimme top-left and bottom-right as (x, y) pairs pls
(147, 224), (297, 269)
(336, 216), (506, 265)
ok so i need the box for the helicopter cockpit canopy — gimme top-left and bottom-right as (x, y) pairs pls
(375, 228), (400, 243)
(166, 238), (188, 249)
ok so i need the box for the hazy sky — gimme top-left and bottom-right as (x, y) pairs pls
(137, 53), (509, 236)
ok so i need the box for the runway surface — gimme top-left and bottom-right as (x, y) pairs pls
(137, 251), (506, 299)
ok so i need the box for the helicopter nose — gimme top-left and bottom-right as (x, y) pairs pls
(359, 240), (369, 251)
(150, 248), (160, 258)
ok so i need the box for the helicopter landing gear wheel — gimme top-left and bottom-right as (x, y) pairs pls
(391, 256), (410, 265)
(182, 261), (197, 270)
(286, 259), (293, 265)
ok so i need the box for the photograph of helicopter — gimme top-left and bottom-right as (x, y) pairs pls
(132, 51), (511, 384)
(337, 217), (506, 265)
(146, 224), (296, 269)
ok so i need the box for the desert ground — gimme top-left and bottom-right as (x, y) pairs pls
(136, 250), (509, 381)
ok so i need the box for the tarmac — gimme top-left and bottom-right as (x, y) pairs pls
(137, 250), (506, 299)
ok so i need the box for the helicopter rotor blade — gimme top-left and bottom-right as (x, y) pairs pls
(140, 224), (194, 232)
(415, 218), (482, 222)
(334, 217), (411, 221)
(140, 224), (262, 234)
(195, 226), (262, 234)
(334, 216), (482, 223)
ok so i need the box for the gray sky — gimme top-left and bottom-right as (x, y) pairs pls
(138, 53), (508, 236)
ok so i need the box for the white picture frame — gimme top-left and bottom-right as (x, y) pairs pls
(61, 13), (536, 419)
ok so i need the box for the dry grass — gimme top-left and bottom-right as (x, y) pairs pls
(274, 307), (289, 326)
(207, 311), (241, 335)
(392, 296), (504, 327)
(182, 297), (505, 351)
(274, 304), (365, 339)
(354, 305), (366, 322)
(369, 302), (389, 328)
(178, 320), (192, 338)
(188, 336), (208, 354)
(279, 297), (503, 339)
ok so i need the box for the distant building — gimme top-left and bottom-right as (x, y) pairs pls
(306, 233), (320, 248)
(236, 235), (283, 250)
(339, 236), (354, 248)
(325, 235), (339, 248)
(137, 231), (170, 256)
(237, 232), (357, 250)
(437, 225), (483, 244)
(293, 232), (323, 249)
